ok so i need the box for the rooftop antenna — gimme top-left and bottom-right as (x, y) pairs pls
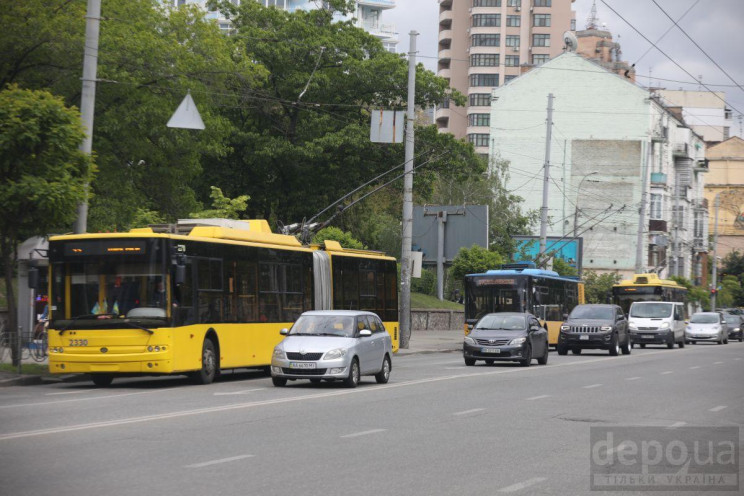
(587, 0), (599, 30)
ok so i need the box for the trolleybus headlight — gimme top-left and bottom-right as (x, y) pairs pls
(323, 348), (346, 360)
(509, 337), (526, 346)
(464, 336), (476, 345)
(148, 346), (153, 352)
(272, 348), (285, 359)
(154, 346), (160, 352)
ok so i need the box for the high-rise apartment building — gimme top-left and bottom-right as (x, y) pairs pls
(166, 1), (398, 51)
(436, 0), (576, 155)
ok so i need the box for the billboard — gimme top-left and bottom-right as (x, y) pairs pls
(412, 205), (489, 264)
(513, 236), (583, 273)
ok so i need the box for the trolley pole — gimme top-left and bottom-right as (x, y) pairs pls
(399, 31), (418, 349)
(538, 93), (554, 268)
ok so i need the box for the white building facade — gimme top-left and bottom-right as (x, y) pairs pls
(489, 53), (707, 280)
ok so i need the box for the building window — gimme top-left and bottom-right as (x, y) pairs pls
(505, 55), (519, 66)
(471, 53), (499, 66)
(505, 35), (520, 47)
(468, 134), (490, 147)
(440, 98), (450, 109)
(469, 114), (490, 127)
(724, 127), (730, 140)
(473, 14), (501, 27)
(694, 211), (705, 238)
(532, 33), (550, 47)
(533, 14), (551, 27)
(507, 0), (520, 6)
(650, 193), (663, 220)
(470, 74), (499, 87)
(532, 54), (549, 65)
(534, 0), (551, 6)
(470, 93), (492, 106)
(506, 15), (521, 27)
(473, 0), (501, 6)
(504, 75), (517, 84)
(472, 34), (500, 47)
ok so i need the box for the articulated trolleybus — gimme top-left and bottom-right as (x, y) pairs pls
(46, 219), (398, 386)
(612, 273), (688, 315)
(463, 262), (584, 346)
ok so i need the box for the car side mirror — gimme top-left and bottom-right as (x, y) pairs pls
(358, 329), (372, 337)
(721, 320), (727, 325)
(562, 313), (568, 320)
(279, 328), (289, 335)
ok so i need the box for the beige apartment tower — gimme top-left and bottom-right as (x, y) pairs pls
(436, 0), (576, 155)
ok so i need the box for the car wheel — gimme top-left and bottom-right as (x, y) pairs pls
(739, 334), (743, 342)
(190, 339), (217, 385)
(464, 358), (476, 366)
(572, 348), (582, 355)
(609, 334), (620, 356)
(678, 338), (685, 348)
(519, 345), (532, 367)
(375, 355), (391, 384)
(621, 337), (631, 355)
(631, 342), (635, 349)
(91, 374), (114, 387)
(537, 343), (549, 365)
(557, 343), (568, 355)
(272, 376), (287, 387)
(723, 335), (729, 344)
(667, 335), (674, 349)
(343, 358), (360, 388)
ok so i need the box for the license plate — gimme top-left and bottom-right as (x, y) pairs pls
(580, 335), (589, 340)
(642, 334), (654, 339)
(289, 362), (316, 369)
(482, 348), (501, 354)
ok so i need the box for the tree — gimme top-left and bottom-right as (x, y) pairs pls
(450, 245), (504, 284)
(311, 227), (364, 250)
(552, 258), (578, 277)
(190, 186), (249, 220)
(582, 270), (621, 304)
(0, 86), (94, 364)
(670, 276), (710, 311)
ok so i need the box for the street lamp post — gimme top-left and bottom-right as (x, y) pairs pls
(573, 171), (599, 238)
(711, 193), (720, 311)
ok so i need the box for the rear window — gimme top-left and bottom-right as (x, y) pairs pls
(630, 303), (673, 318)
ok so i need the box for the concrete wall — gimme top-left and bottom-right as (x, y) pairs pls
(411, 309), (464, 331)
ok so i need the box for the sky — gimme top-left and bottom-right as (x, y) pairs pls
(384, 0), (744, 138)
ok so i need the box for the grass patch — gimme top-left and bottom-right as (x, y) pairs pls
(0, 362), (50, 375)
(411, 292), (464, 310)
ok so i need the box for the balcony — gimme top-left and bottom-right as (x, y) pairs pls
(649, 219), (667, 232)
(438, 48), (452, 62)
(439, 9), (453, 24)
(672, 143), (689, 157)
(438, 29), (453, 44)
(357, 0), (396, 9)
(438, 67), (452, 79)
(439, 0), (453, 7)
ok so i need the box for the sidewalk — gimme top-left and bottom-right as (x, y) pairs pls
(0, 330), (464, 387)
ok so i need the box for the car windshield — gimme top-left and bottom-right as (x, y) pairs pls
(570, 306), (614, 320)
(475, 314), (526, 331)
(690, 314), (719, 324)
(630, 303), (673, 318)
(290, 315), (355, 337)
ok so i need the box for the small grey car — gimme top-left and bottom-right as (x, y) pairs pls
(271, 310), (392, 388)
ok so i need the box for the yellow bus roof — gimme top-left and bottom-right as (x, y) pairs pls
(613, 273), (686, 289)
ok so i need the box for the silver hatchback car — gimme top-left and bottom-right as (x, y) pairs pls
(271, 310), (392, 388)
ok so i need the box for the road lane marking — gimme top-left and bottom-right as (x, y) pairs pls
(714, 361), (724, 365)
(46, 390), (93, 396)
(689, 366), (701, 369)
(735, 358), (742, 361)
(526, 395), (551, 401)
(667, 422), (687, 429)
(583, 384), (602, 389)
(0, 387), (181, 410)
(213, 388), (265, 396)
(498, 477), (546, 493)
(453, 408), (485, 416)
(661, 371), (674, 375)
(340, 429), (386, 438)
(625, 377), (641, 381)
(185, 455), (253, 468)
(709, 405), (728, 412)
(0, 348), (698, 441)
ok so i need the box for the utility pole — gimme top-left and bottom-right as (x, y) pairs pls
(711, 193), (720, 311)
(73, 0), (101, 234)
(399, 31), (418, 349)
(671, 163), (680, 277)
(538, 93), (554, 268)
(636, 141), (650, 273)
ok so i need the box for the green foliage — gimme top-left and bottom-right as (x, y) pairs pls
(190, 186), (249, 219)
(411, 292), (464, 310)
(582, 270), (622, 304)
(552, 258), (578, 277)
(411, 268), (436, 296)
(721, 250), (744, 278)
(670, 276), (711, 311)
(450, 245), (504, 283)
(311, 227), (364, 249)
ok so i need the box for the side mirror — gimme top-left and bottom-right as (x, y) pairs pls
(358, 329), (372, 337)
(562, 313), (568, 320)
(174, 263), (186, 286)
(279, 328), (289, 335)
(721, 320), (727, 325)
(27, 267), (39, 290)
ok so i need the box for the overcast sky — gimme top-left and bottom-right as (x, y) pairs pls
(385, 0), (744, 138)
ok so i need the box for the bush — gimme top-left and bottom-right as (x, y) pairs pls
(412, 268), (436, 296)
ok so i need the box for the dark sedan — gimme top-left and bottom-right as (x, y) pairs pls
(463, 312), (549, 367)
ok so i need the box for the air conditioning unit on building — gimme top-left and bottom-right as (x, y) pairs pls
(651, 235), (668, 248)
(512, 47), (519, 52)
(515, 6), (521, 11)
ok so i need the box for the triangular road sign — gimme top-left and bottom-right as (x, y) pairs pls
(167, 91), (205, 130)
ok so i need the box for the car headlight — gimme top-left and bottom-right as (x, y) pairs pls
(323, 348), (347, 360)
(735, 328), (740, 332)
(560, 325), (570, 332)
(272, 348), (285, 358)
(509, 337), (527, 346)
(600, 326), (612, 331)
(464, 336), (476, 345)
(659, 322), (670, 330)
(629, 323), (638, 331)
(713, 325), (720, 330)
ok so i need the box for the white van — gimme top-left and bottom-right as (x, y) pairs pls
(628, 301), (686, 349)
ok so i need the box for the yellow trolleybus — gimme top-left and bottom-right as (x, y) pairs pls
(612, 273), (688, 315)
(463, 262), (585, 346)
(46, 219), (398, 386)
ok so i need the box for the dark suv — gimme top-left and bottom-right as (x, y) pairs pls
(558, 304), (630, 356)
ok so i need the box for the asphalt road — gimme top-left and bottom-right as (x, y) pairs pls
(0, 343), (742, 496)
